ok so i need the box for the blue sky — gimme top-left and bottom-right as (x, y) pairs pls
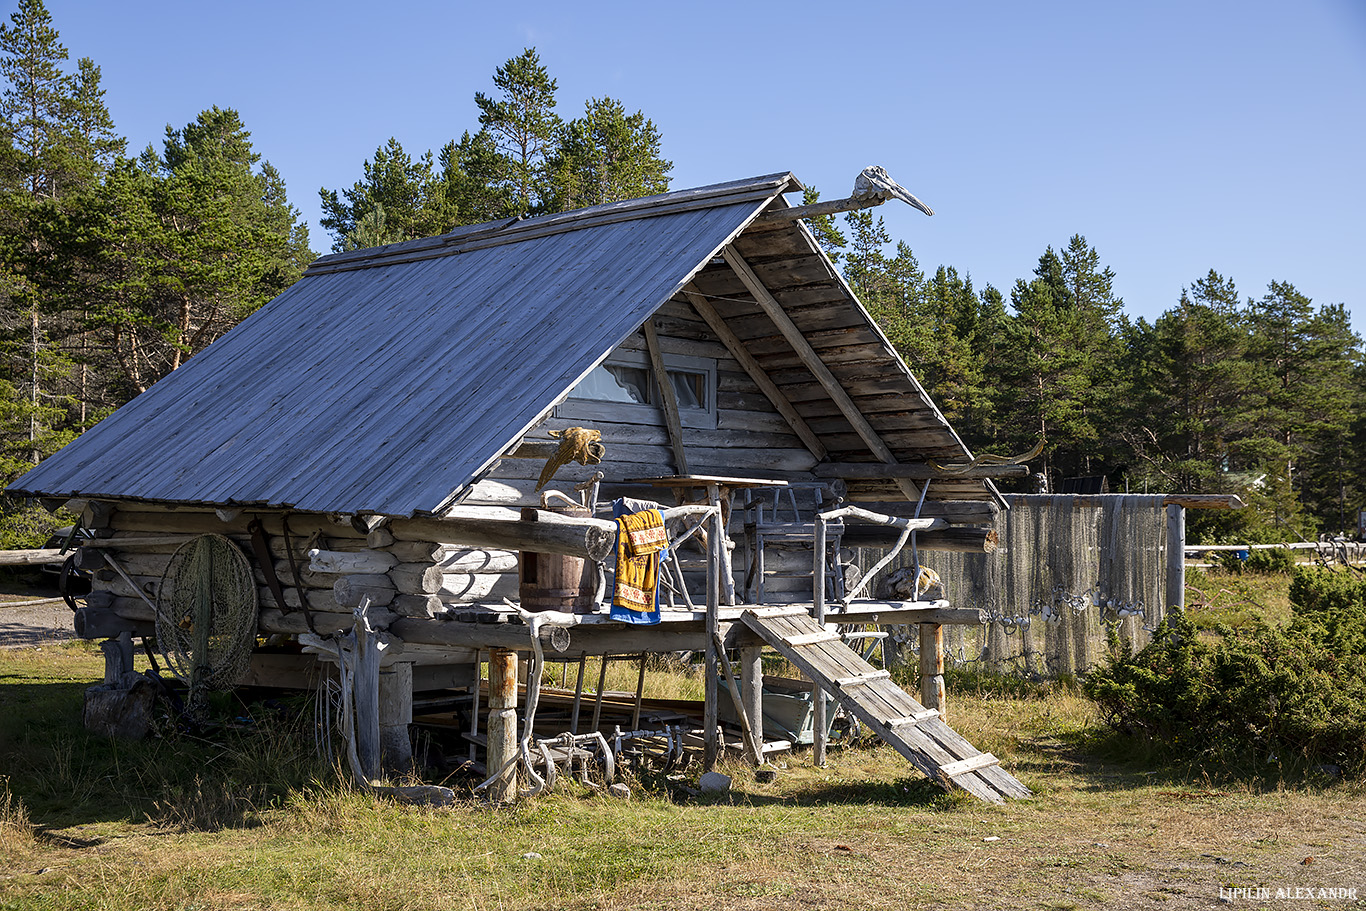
(46, 0), (1366, 337)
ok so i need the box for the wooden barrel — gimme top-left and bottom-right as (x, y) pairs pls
(518, 504), (597, 613)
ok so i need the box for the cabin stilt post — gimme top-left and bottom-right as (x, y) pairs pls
(812, 514), (828, 767)
(486, 647), (518, 802)
(378, 661), (413, 773)
(100, 631), (134, 684)
(740, 644), (763, 763)
(703, 507), (721, 771)
(918, 622), (945, 721)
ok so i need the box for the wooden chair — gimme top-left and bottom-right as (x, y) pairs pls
(740, 482), (846, 605)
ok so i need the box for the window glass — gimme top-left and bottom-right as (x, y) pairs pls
(669, 369), (707, 410)
(575, 363), (650, 404)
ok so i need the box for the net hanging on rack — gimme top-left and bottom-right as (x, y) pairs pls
(867, 495), (1168, 678)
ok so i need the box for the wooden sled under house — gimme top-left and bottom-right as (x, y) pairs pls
(11, 170), (1032, 804)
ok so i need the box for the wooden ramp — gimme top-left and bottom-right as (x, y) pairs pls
(740, 607), (1032, 804)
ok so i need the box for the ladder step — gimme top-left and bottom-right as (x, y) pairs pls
(833, 669), (891, 687)
(936, 752), (1000, 780)
(887, 709), (940, 727)
(783, 631), (842, 647)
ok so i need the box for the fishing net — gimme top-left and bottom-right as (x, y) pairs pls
(863, 494), (1168, 679)
(156, 534), (259, 706)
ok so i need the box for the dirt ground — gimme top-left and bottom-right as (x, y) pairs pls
(0, 588), (75, 648)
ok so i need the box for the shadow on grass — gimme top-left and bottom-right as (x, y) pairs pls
(1017, 721), (1351, 795)
(0, 671), (327, 833)
(733, 775), (965, 810)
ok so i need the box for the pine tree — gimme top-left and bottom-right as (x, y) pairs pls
(798, 186), (845, 265)
(85, 108), (311, 392)
(319, 137), (443, 251)
(841, 210), (891, 301)
(0, 0), (119, 469)
(437, 131), (514, 226)
(474, 48), (560, 214)
(1244, 281), (1361, 533)
(543, 97), (670, 210)
(994, 239), (1124, 482)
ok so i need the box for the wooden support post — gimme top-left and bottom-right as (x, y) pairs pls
(812, 515), (828, 767)
(378, 661), (413, 773)
(918, 623), (945, 721)
(486, 648), (519, 803)
(468, 651), (481, 766)
(591, 654), (609, 733)
(703, 509), (721, 771)
(100, 631), (134, 685)
(706, 482), (736, 606)
(354, 621), (383, 783)
(1166, 503), (1186, 611)
(570, 655), (586, 735)
(632, 654), (647, 731)
(740, 645), (764, 755)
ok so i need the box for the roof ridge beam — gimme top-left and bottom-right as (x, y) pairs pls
(309, 175), (798, 276)
(720, 245), (923, 502)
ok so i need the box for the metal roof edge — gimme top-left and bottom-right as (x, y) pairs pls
(307, 173), (800, 276)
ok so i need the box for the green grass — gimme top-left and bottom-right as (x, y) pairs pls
(3, 573), (1364, 909)
(1183, 566), (1294, 632)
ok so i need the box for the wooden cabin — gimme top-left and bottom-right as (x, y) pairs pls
(10, 173), (1030, 803)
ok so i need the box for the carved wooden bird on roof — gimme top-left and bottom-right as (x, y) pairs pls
(852, 165), (934, 217)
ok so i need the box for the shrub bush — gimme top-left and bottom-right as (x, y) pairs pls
(0, 503), (67, 550)
(1213, 546), (1298, 576)
(1084, 568), (1366, 776)
(1245, 547), (1297, 574)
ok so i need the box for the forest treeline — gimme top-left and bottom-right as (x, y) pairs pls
(812, 209), (1363, 540)
(0, 0), (1359, 545)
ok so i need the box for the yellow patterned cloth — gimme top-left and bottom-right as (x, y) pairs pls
(613, 509), (666, 614)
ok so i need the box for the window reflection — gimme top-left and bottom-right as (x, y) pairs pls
(575, 364), (651, 404)
(569, 360), (713, 419)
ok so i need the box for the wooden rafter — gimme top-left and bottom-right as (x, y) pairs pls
(720, 245), (923, 501)
(680, 284), (828, 460)
(642, 318), (689, 475)
(813, 462), (1030, 481)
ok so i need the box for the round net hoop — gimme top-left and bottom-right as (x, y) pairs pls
(155, 533), (259, 693)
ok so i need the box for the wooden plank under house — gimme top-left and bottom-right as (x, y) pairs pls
(11, 171), (1029, 803)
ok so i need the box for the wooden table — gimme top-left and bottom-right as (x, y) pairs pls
(626, 475), (790, 605)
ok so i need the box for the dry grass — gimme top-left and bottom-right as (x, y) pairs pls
(4, 590), (1366, 910)
(0, 777), (35, 853)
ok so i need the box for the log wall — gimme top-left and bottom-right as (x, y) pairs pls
(464, 301), (820, 511)
(77, 502), (531, 650)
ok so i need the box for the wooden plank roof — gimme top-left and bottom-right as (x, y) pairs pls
(10, 171), (1000, 517)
